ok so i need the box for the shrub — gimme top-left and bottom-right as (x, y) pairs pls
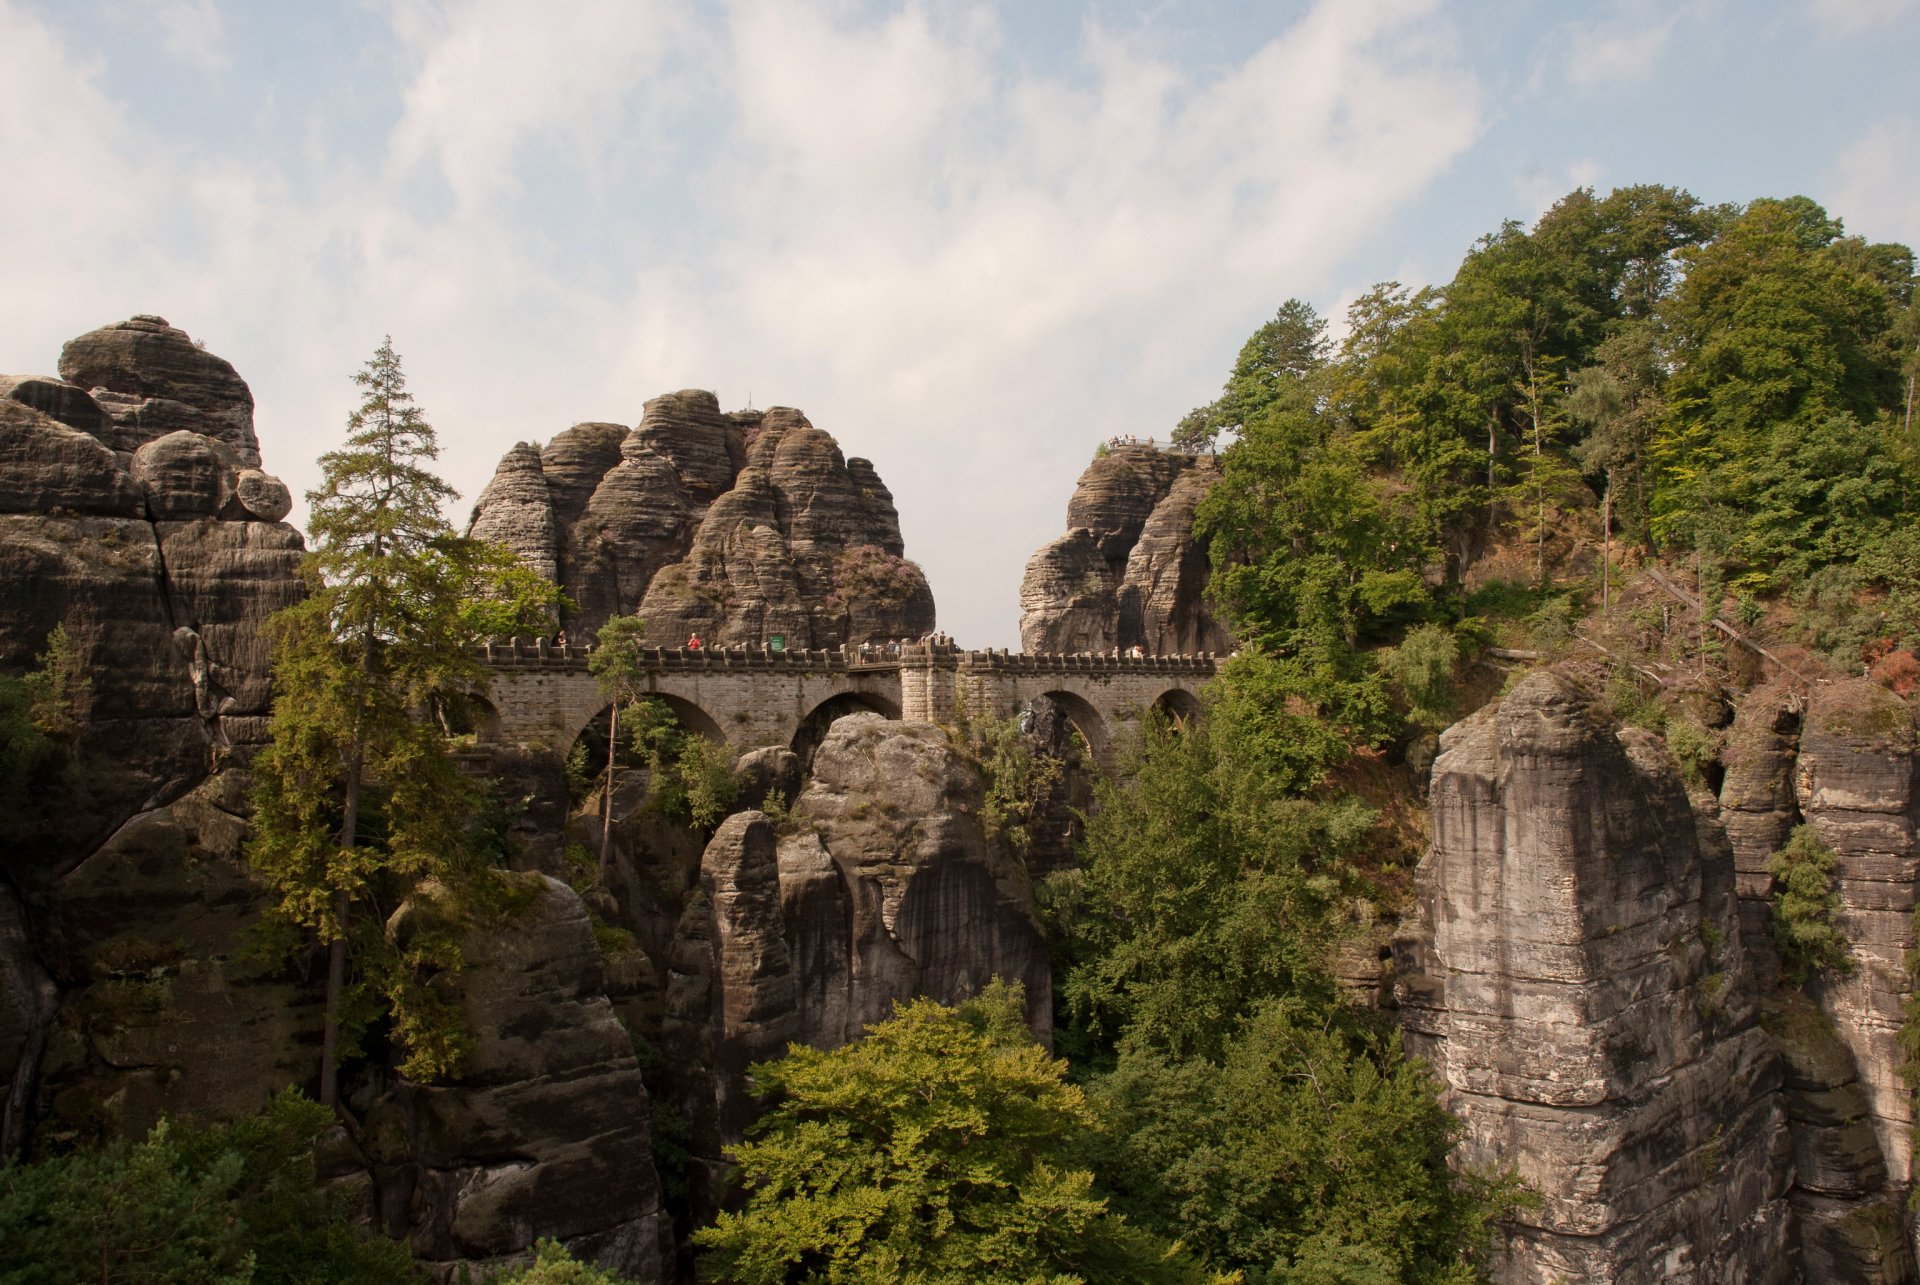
(1768, 825), (1853, 984)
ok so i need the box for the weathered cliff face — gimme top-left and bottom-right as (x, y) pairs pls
(1795, 682), (1920, 1179)
(1019, 444), (1229, 655)
(1403, 672), (1794, 1283)
(0, 318), (306, 1156)
(466, 393), (933, 647)
(0, 320), (671, 1283)
(366, 875), (666, 1284)
(582, 716), (1052, 1231)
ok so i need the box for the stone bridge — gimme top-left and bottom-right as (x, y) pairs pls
(474, 640), (1217, 770)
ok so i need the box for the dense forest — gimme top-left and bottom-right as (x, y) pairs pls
(4, 184), (1916, 1283)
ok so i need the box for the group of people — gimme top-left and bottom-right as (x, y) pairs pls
(1105, 434), (1154, 449)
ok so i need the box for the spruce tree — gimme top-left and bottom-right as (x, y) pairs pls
(249, 338), (554, 1107)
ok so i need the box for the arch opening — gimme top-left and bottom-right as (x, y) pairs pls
(1152, 687), (1204, 728)
(792, 691), (901, 769)
(567, 693), (727, 810)
(1035, 689), (1110, 770)
(438, 691), (500, 741)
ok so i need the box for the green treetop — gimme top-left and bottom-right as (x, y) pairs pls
(695, 985), (1224, 1285)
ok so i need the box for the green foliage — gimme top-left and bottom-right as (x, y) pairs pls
(953, 713), (1065, 857)
(1175, 299), (1329, 453)
(1089, 1001), (1524, 1285)
(1664, 718), (1724, 790)
(0, 1090), (418, 1285)
(1047, 664), (1520, 1281)
(1378, 624), (1461, 731)
(677, 734), (741, 831)
(24, 623), (88, 738)
(1768, 825), (1854, 985)
(1053, 707), (1365, 1063)
(695, 990), (1219, 1285)
(618, 696), (739, 833)
(491, 1239), (634, 1284)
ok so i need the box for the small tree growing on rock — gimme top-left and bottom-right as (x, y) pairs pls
(587, 612), (649, 874)
(1768, 824), (1853, 985)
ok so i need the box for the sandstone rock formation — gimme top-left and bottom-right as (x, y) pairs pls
(366, 875), (665, 1283)
(1402, 671), (1794, 1283)
(1794, 681), (1920, 1180)
(1019, 443), (1229, 655)
(465, 393), (934, 646)
(1, 320), (669, 1283)
(634, 716), (1049, 1228)
(0, 319), (310, 1163)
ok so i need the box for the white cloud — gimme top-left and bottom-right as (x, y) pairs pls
(95, 0), (230, 72)
(382, 0), (700, 211)
(1826, 117), (1920, 247)
(1804, 0), (1917, 34)
(597, 0), (1484, 643)
(1541, 0), (1719, 91)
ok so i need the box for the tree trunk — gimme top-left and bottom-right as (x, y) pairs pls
(319, 747), (363, 1111)
(1602, 481), (1613, 616)
(599, 698), (619, 877)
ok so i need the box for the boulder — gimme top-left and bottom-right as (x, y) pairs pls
(130, 430), (238, 519)
(233, 469), (291, 522)
(0, 401), (143, 517)
(58, 316), (260, 464)
(0, 376), (109, 438)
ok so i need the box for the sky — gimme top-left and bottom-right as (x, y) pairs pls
(2, 0), (1917, 649)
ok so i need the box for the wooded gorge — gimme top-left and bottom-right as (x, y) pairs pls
(3, 181), (1918, 1284)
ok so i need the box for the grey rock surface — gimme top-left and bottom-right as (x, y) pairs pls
(466, 399), (932, 646)
(373, 874), (664, 1284)
(1412, 671), (1793, 1284)
(1794, 680), (1920, 1184)
(1019, 444), (1228, 655)
(58, 315), (260, 465)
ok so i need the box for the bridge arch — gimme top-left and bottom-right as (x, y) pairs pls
(567, 693), (727, 771)
(1037, 689), (1110, 769)
(1152, 687), (1204, 727)
(793, 691), (901, 766)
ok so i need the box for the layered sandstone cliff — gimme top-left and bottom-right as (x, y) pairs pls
(0, 318), (305, 1157)
(467, 393), (934, 647)
(1019, 443), (1229, 655)
(573, 715), (1050, 1235)
(1399, 669), (1920, 1282)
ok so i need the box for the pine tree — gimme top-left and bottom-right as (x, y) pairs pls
(249, 338), (556, 1107)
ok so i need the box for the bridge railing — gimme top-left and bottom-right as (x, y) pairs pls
(474, 638), (1219, 676)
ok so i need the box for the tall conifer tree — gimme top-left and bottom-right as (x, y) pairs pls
(250, 338), (554, 1107)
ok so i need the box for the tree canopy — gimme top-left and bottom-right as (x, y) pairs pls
(695, 985), (1221, 1285)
